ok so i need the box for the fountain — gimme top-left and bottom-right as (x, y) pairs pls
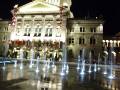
(80, 60), (85, 75)
(77, 55), (81, 70)
(60, 44), (68, 76)
(108, 44), (115, 79)
(2, 61), (6, 70)
(103, 45), (108, 75)
(80, 49), (85, 75)
(19, 48), (24, 70)
(14, 60), (17, 68)
(66, 64), (69, 74)
(94, 63), (97, 72)
(29, 49), (34, 68)
(103, 56), (107, 75)
(97, 53), (101, 70)
(47, 59), (50, 70)
(35, 56), (40, 73)
(88, 52), (92, 73)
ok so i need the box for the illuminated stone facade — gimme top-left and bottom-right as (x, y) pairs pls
(67, 19), (103, 61)
(11, 0), (72, 43)
(0, 0), (103, 61)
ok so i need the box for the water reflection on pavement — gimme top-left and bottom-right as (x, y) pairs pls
(0, 64), (120, 90)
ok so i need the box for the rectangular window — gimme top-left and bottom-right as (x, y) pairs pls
(69, 38), (74, 44)
(34, 33), (37, 36)
(38, 33), (41, 36)
(49, 28), (52, 37)
(79, 38), (82, 44)
(35, 28), (38, 32)
(80, 27), (85, 32)
(39, 28), (41, 32)
(45, 28), (49, 36)
(25, 28), (27, 33)
(38, 28), (41, 37)
(80, 27), (82, 32)
(90, 27), (96, 32)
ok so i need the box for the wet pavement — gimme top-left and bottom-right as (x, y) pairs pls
(0, 62), (120, 90)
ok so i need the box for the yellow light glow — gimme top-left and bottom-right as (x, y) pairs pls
(104, 51), (108, 55)
(106, 40), (109, 42)
(110, 40), (113, 43)
(112, 51), (116, 56)
(102, 40), (105, 42)
(114, 40), (117, 43)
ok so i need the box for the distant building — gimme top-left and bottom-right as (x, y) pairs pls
(0, 20), (11, 57)
(67, 19), (103, 61)
(103, 33), (120, 64)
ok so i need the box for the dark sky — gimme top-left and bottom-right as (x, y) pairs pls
(0, 0), (120, 36)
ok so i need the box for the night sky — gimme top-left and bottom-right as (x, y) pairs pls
(0, 0), (120, 36)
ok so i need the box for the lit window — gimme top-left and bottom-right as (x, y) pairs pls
(45, 28), (49, 36)
(45, 26), (52, 37)
(49, 28), (52, 37)
(24, 25), (31, 36)
(34, 25), (42, 37)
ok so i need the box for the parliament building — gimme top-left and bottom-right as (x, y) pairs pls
(0, 0), (103, 62)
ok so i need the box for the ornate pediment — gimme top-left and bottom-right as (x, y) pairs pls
(18, 0), (60, 14)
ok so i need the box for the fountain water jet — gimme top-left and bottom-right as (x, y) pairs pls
(19, 48), (24, 70)
(2, 61), (6, 70)
(14, 60), (17, 68)
(35, 56), (40, 73)
(103, 56), (107, 75)
(88, 52), (92, 73)
(80, 49), (85, 75)
(94, 63), (97, 72)
(103, 45), (108, 75)
(77, 55), (81, 70)
(60, 44), (67, 76)
(97, 53), (101, 70)
(29, 49), (34, 68)
(108, 45), (115, 79)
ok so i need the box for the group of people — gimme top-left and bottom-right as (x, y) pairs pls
(6, 48), (63, 62)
